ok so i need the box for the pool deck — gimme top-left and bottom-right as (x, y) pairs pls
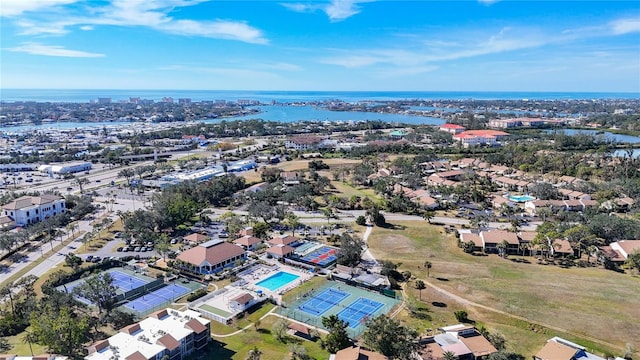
(190, 264), (314, 323)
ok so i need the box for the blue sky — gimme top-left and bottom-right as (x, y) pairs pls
(1, 0), (639, 91)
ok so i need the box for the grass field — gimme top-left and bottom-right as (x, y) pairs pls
(208, 315), (329, 360)
(367, 221), (640, 356)
(5, 331), (47, 355)
(241, 158), (362, 184)
(203, 300), (330, 359)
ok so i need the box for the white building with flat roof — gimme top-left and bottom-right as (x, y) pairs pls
(38, 161), (92, 175)
(1, 195), (65, 226)
(85, 308), (210, 360)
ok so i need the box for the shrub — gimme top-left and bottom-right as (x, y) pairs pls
(356, 215), (366, 226)
(186, 288), (207, 302)
(454, 310), (469, 323)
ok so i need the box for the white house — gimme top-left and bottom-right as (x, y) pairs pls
(1, 195), (66, 226)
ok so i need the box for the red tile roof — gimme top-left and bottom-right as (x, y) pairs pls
(267, 245), (295, 256)
(233, 235), (262, 247)
(185, 318), (207, 334)
(157, 334), (180, 351)
(183, 233), (209, 243)
(177, 242), (244, 267)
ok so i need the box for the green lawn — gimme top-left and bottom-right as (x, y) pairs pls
(5, 331), (47, 355)
(207, 315), (329, 360)
(367, 221), (640, 356)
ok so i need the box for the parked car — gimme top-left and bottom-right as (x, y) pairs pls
(140, 247), (147, 252)
(123, 247), (130, 252)
(85, 255), (94, 262)
(91, 256), (101, 263)
(116, 247), (123, 252)
(134, 246), (141, 252)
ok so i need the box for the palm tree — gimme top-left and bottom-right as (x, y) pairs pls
(245, 346), (262, 360)
(415, 279), (426, 300)
(424, 261), (432, 278)
(443, 351), (457, 360)
(118, 168), (135, 187)
(322, 208), (334, 224)
(283, 212), (301, 236)
(586, 245), (599, 265)
(423, 210), (435, 224)
(74, 176), (89, 194)
(496, 240), (508, 258)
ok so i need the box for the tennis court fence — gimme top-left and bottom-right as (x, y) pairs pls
(122, 277), (165, 301)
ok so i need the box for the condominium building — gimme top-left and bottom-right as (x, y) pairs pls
(1, 195), (65, 226)
(85, 309), (210, 360)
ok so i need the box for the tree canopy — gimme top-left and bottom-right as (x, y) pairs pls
(361, 315), (420, 359)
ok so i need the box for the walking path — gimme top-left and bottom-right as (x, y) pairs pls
(422, 279), (622, 351)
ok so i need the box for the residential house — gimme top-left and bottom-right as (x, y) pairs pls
(479, 230), (520, 254)
(418, 324), (497, 360)
(176, 239), (245, 274)
(491, 195), (515, 210)
(333, 346), (388, 360)
(85, 308), (210, 360)
(524, 199), (596, 215)
(1, 195), (66, 227)
(281, 171), (301, 185)
(460, 232), (483, 253)
(491, 176), (530, 192)
(599, 240), (640, 264)
(232, 235), (262, 251)
(534, 337), (604, 360)
(551, 239), (574, 257)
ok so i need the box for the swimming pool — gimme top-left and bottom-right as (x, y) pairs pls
(255, 271), (300, 291)
(509, 195), (535, 202)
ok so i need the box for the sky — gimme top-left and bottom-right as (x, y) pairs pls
(1, 0), (639, 92)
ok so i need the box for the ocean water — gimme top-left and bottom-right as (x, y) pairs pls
(545, 129), (640, 143)
(1, 89), (638, 103)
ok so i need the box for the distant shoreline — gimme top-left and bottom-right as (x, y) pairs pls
(2, 89), (638, 103)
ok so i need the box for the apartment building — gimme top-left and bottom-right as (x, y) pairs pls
(85, 309), (210, 360)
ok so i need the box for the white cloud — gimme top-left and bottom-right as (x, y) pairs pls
(280, 3), (320, 13)
(610, 18), (640, 35)
(282, 0), (370, 21)
(0, 0), (78, 17)
(325, 0), (363, 21)
(8, 42), (105, 57)
(321, 27), (548, 69)
(11, 0), (268, 44)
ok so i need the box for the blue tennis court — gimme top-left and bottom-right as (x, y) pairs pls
(300, 246), (338, 267)
(107, 269), (148, 292)
(337, 297), (384, 328)
(298, 288), (349, 316)
(123, 283), (191, 313)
